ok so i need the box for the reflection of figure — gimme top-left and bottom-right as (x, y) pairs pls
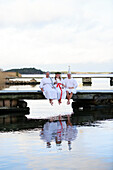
(40, 122), (52, 148)
(65, 115), (78, 150)
(63, 67), (78, 105)
(53, 72), (66, 104)
(40, 115), (78, 150)
(55, 115), (66, 146)
(40, 121), (57, 148)
(39, 71), (57, 105)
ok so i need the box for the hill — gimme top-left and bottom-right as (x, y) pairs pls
(5, 68), (45, 74)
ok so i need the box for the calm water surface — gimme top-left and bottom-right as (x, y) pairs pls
(0, 74), (113, 169)
(0, 118), (113, 170)
(0, 99), (113, 170)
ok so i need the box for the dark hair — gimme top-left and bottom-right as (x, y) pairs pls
(55, 74), (61, 80)
(55, 72), (61, 74)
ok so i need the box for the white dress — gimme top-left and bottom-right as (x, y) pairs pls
(53, 78), (66, 100)
(63, 78), (78, 94)
(40, 121), (66, 143)
(40, 122), (57, 143)
(40, 122), (52, 143)
(39, 77), (57, 99)
(65, 125), (78, 150)
(54, 121), (67, 142)
(65, 125), (78, 142)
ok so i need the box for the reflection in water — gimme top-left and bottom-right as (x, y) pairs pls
(0, 109), (113, 169)
(40, 115), (78, 150)
(72, 107), (113, 126)
(0, 107), (113, 131)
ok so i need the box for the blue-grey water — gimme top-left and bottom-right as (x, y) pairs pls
(0, 118), (113, 170)
(0, 74), (113, 170)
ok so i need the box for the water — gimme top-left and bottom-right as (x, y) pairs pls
(0, 74), (113, 169)
(0, 100), (113, 169)
(0, 118), (113, 169)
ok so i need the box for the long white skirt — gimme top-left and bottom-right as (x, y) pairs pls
(43, 85), (57, 99)
(56, 88), (66, 100)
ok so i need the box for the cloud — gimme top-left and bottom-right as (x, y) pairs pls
(0, 0), (113, 71)
(0, 0), (76, 25)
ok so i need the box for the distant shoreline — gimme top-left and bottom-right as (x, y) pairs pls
(61, 72), (112, 74)
(4, 68), (112, 75)
(20, 72), (112, 74)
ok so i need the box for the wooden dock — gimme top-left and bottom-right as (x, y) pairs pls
(0, 90), (113, 100)
(0, 89), (113, 128)
(0, 89), (113, 99)
(72, 89), (113, 109)
(0, 90), (113, 108)
(6, 74), (113, 79)
(6, 74), (113, 86)
(0, 90), (45, 100)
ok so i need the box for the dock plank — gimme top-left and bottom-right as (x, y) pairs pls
(0, 90), (113, 100)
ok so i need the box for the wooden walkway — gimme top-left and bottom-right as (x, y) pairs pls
(6, 75), (113, 86)
(6, 75), (113, 79)
(0, 90), (113, 110)
(0, 90), (113, 100)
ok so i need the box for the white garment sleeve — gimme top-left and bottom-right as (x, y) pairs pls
(73, 79), (78, 88)
(52, 78), (55, 83)
(39, 79), (44, 89)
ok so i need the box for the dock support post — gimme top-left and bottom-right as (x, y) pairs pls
(110, 78), (113, 86)
(82, 77), (92, 86)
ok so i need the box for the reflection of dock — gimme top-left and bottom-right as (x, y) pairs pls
(71, 107), (113, 125)
(0, 107), (29, 115)
(0, 107), (113, 131)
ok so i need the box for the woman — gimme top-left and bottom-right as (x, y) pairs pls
(53, 72), (66, 104)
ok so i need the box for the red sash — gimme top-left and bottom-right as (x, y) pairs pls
(57, 120), (63, 137)
(56, 83), (63, 101)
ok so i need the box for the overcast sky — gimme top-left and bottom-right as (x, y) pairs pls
(0, 0), (113, 72)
